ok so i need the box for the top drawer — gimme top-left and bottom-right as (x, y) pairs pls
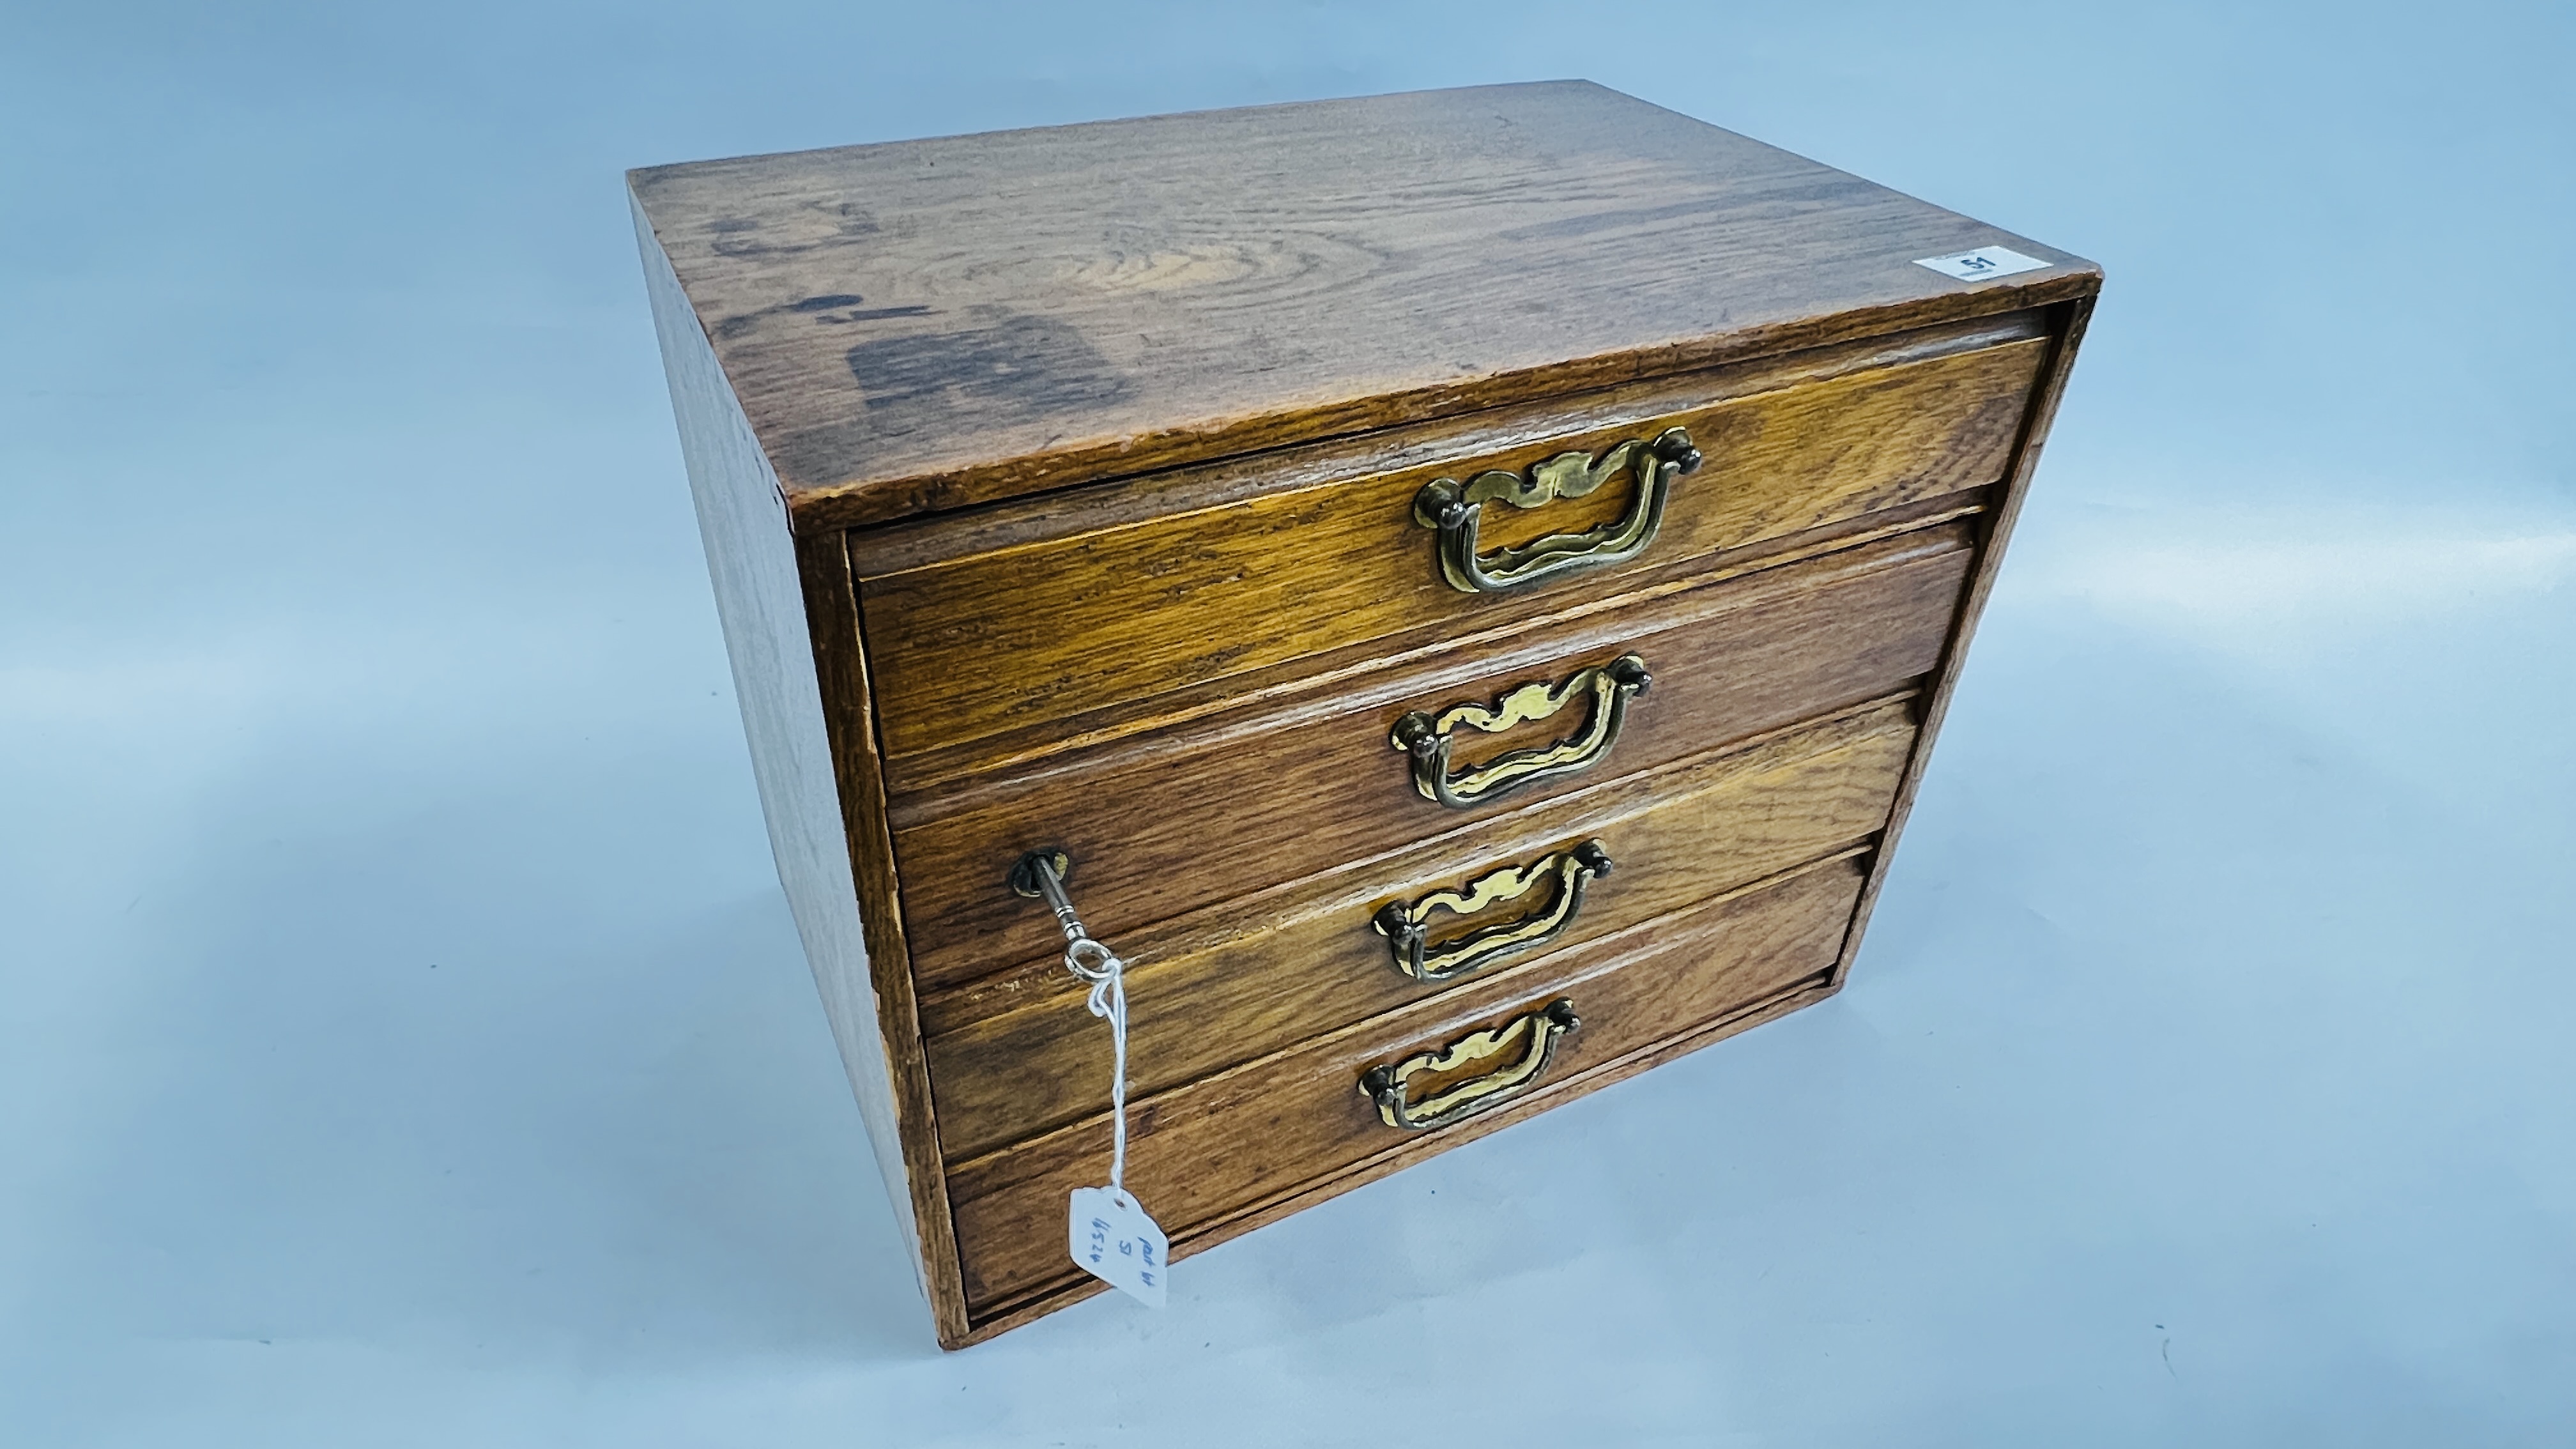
(851, 313), (2051, 774)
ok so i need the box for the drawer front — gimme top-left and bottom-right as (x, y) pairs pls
(893, 519), (1973, 992)
(859, 328), (2044, 765)
(946, 852), (1869, 1316)
(924, 695), (1914, 1160)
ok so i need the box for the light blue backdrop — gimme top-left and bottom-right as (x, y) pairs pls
(4, 3), (2571, 1443)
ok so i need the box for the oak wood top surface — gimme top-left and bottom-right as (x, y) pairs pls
(629, 82), (2099, 528)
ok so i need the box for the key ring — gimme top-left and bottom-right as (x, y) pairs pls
(1063, 935), (1120, 981)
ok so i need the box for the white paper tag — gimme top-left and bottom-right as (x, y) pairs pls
(1913, 245), (2051, 282)
(1069, 1186), (1169, 1308)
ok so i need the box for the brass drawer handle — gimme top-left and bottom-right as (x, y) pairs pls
(1371, 840), (1612, 983)
(1390, 654), (1650, 808)
(1361, 999), (1581, 1130)
(1413, 427), (1703, 593)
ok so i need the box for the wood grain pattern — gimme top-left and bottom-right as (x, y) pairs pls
(632, 195), (969, 1338)
(947, 852), (1870, 1314)
(876, 489), (1991, 803)
(858, 334), (2043, 762)
(893, 519), (1974, 992)
(1828, 296), (2102, 996)
(792, 534), (976, 1346)
(842, 312), (2039, 581)
(923, 694), (1914, 1160)
(629, 82), (2098, 531)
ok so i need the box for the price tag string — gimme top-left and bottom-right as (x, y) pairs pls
(1023, 853), (1169, 1307)
(1027, 858), (1132, 1196)
(1062, 935), (1129, 1195)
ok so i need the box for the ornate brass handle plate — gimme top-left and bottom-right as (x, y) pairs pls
(1360, 999), (1581, 1131)
(1390, 654), (1650, 808)
(1412, 426), (1704, 593)
(1371, 841), (1612, 983)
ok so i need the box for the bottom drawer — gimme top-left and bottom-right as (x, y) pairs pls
(946, 849), (1870, 1317)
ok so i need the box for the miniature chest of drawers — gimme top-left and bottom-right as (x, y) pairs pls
(630, 80), (2097, 1347)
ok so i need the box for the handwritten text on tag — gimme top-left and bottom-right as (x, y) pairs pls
(1069, 1186), (1168, 1308)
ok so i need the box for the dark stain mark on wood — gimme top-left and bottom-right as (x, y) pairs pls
(845, 315), (1134, 422)
(714, 296), (940, 341)
(828, 306), (937, 323)
(769, 315), (1139, 476)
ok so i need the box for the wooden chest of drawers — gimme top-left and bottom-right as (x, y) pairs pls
(629, 81), (2097, 1347)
